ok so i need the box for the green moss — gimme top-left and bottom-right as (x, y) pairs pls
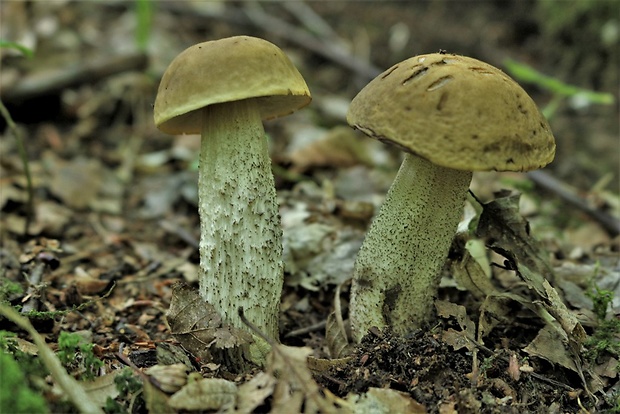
(57, 331), (104, 380)
(584, 285), (620, 363)
(0, 278), (24, 304)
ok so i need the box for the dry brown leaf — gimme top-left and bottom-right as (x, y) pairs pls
(476, 192), (556, 290)
(476, 194), (587, 364)
(235, 372), (277, 414)
(81, 371), (121, 408)
(523, 324), (579, 372)
(436, 300), (477, 352)
(450, 235), (497, 299)
(44, 153), (103, 210)
(348, 387), (427, 414)
(168, 376), (237, 412)
(166, 283), (252, 363)
(267, 344), (350, 414)
(288, 125), (374, 172)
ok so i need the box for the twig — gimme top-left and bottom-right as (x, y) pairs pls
(242, 2), (381, 81)
(527, 170), (620, 237)
(2, 52), (148, 103)
(156, 2), (381, 81)
(284, 320), (327, 338)
(0, 99), (33, 235)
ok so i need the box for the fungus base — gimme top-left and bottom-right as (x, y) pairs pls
(350, 154), (472, 341)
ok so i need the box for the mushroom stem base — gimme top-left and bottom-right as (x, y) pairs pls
(350, 154), (472, 341)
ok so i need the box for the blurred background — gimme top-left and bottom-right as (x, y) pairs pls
(1, 0), (618, 248)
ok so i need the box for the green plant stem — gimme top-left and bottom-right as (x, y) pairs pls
(0, 304), (103, 414)
(0, 99), (34, 235)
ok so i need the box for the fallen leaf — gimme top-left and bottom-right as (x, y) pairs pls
(348, 387), (427, 413)
(450, 235), (496, 299)
(44, 153), (103, 210)
(235, 372), (277, 414)
(267, 344), (349, 414)
(168, 376), (237, 411)
(81, 371), (121, 407)
(166, 283), (252, 364)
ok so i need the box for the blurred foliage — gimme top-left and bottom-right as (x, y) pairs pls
(536, 0), (619, 46)
(0, 331), (49, 413)
(0, 40), (34, 58)
(504, 58), (615, 118)
(0, 351), (48, 413)
(534, 0), (619, 91)
(134, 0), (154, 52)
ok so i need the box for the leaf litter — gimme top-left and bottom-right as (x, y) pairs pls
(1, 2), (619, 413)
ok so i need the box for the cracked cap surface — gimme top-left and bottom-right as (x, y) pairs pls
(347, 53), (555, 172)
(154, 36), (311, 135)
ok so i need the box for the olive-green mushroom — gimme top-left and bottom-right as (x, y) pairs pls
(154, 36), (311, 361)
(347, 53), (555, 341)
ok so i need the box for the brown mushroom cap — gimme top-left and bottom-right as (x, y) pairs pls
(347, 53), (555, 172)
(154, 36), (311, 135)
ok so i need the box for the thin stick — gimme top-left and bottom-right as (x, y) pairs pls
(0, 304), (104, 414)
(527, 170), (620, 237)
(0, 99), (33, 235)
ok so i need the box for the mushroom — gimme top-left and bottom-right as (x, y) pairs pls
(154, 36), (311, 359)
(347, 53), (555, 341)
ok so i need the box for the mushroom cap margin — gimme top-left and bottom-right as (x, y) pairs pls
(347, 53), (555, 172)
(154, 36), (312, 135)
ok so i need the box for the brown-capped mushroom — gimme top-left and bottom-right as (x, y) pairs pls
(347, 53), (555, 341)
(154, 36), (311, 362)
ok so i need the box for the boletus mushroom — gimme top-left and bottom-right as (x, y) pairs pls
(347, 53), (555, 341)
(154, 36), (311, 361)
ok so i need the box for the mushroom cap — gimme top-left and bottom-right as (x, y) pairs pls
(347, 53), (555, 172)
(154, 36), (311, 135)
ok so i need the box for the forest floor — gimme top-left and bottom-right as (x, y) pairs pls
(1, 2), (619, 413)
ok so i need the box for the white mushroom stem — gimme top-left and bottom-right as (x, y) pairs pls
(350, 153), (472, 342)
(199, 99), (283, 352)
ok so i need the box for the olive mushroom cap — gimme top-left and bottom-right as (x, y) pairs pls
(347, 53), (555, 172)
(154, 35), (311, 135)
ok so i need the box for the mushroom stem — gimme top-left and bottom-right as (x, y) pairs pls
(350, 153), (472, 341)
(198, 99), (283, 352)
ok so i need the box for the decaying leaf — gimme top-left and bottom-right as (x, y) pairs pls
(236, 372), (277, 414)
(347, 387), (427, 414)
(143, 377), (174, 414)
(450, 235), (497, 299)
(326, 280), (353, 358)
(145, 363), (189, 394)
(267, 344), (350, 414)
(81, 371), (121, 408)
(288, 125), (375, 172)
(166, 283), (252, 363)
(44, 153), (104, 210)
(436, 300), (477, 352)
(476, 195), (586, 342)
(326, 311), (352, 359)
(168, 375), (237, 411)
(524, 325), (579, 372)
(475, 193), (592, 391)
(476, 192), (556, 288)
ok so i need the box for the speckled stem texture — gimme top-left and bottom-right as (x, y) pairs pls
(350, 154), (472, 341)
(199, 99), (283, 344)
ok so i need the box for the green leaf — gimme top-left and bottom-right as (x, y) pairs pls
(504, 59), (614, 105)
(0, 41), (34, 58)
